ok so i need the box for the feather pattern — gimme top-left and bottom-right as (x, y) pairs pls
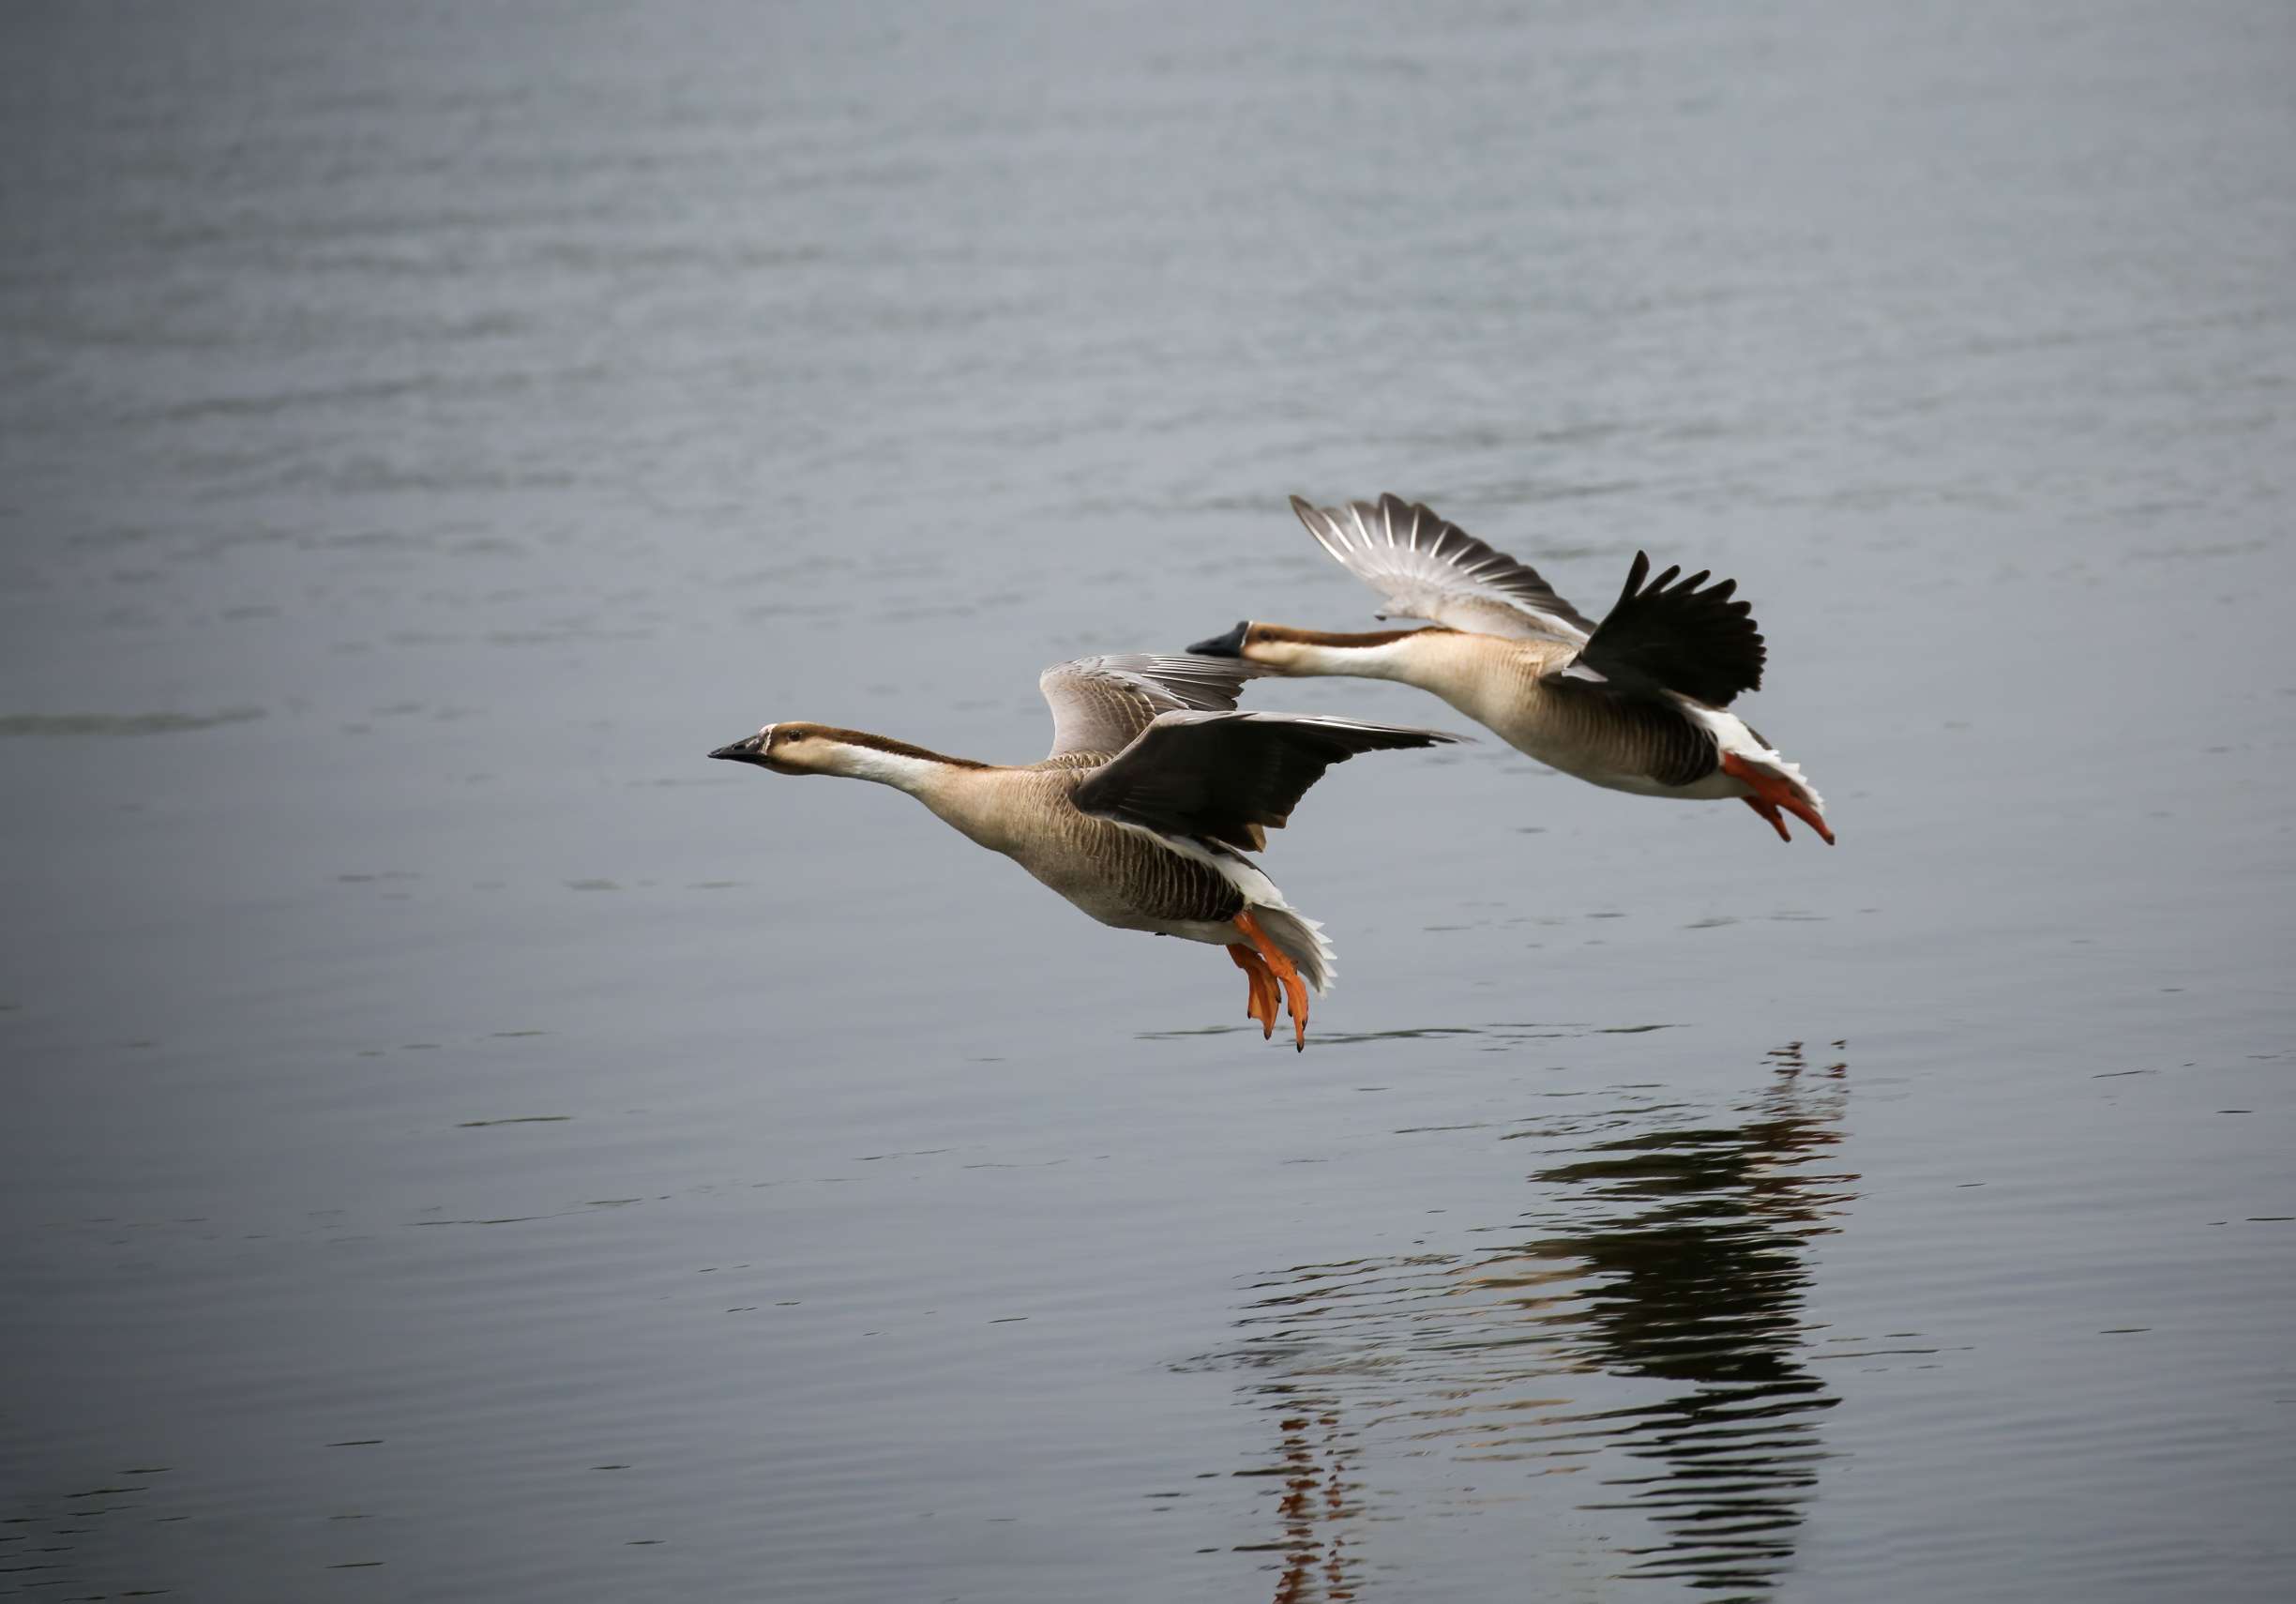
(1039, 653), (1266, 761)
(1566, 552), (1766, 707)
(1101, 821), (1338, 992)
(1290, 493), (1595, 643)
(1006, 776), (1251, 925)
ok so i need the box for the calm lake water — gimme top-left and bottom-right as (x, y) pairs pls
(4, 2), (2292, 1599)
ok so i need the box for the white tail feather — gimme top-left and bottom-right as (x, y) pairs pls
(1690, 705), (1828, 817)
(1760, 752), (1826, 815)
(1111, 822), (1340, 993)
(1242, 902), (1337, 995)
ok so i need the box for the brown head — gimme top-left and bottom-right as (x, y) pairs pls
(708, 721), (839, 775)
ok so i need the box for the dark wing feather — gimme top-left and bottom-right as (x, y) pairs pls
(1039, 654), (1267, 761)
(1069, 711), (1461, 856)
(1566, 552), (1766, 707)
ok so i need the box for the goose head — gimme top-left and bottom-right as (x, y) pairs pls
(708, 723), (974, 789)
(708, 721), (839, 776)
(1188, 619), (1296, 669)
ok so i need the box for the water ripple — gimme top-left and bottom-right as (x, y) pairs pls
(0, 708), (265, 737)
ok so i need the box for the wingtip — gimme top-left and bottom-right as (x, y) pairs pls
(1290, 493), (1344, 548)
(1615, 551), (1654, 612)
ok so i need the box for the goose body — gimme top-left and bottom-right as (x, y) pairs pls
(709, 654), (1460, 1045)
(1191, 496), (1834, 844)
(906, 760), (1288, 951)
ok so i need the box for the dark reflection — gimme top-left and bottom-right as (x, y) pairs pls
(1217, 1042), (1855, 1601)
(1526, 1040), (1850, 1593)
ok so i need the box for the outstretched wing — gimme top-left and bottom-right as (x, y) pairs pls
(1290, 493), (1595, 643)
(1563, 552), (1765, 707)
(1070, 709), (1463, 855)
(1039, 654), (1266, 761)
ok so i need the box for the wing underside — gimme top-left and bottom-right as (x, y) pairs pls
(1291, 493), (1595, 643)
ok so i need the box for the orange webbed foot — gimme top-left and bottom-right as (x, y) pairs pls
(1228, 944), (1277, 1040)
(1742, 793), (1792, 842)
(1233, 909), (1311, 1051)
(1721, 750), (1836, 846)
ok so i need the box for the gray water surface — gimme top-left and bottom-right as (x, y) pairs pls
(5, 2), (2293, 1599)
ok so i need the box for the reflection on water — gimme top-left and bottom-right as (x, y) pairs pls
(1221, 1045), (1854, 1600)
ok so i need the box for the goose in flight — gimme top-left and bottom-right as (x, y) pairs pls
(1190, 495), (1833, 844)
(708, 654), (1460, 1047)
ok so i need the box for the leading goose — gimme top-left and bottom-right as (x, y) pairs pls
(708, 654), (1459, 1048)
(1190, 495), (1834, 844)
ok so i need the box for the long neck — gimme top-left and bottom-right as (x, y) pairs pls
(826, 748), (950, 798)
(817, 732), (983, 798)
(1267, 627), (1555, 731)
(816, 732), (1020, 853)
(803, 729), (964, 789)
(1264, 627), (1463, 686)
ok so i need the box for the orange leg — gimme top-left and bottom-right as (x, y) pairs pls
(1228, 944), (1278, 1040)
(1232, 909), (1311, 1052)
(1741, 794), (1791, 843)
(1721, 750), (1835, 846)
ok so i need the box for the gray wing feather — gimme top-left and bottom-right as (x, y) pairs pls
(1039, 653), (1266, 761)
(1291, 493), (1595, 643)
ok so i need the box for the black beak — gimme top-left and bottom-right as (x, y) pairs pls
(1187, 621), (1250, 658)
(709, 734), (768, 765)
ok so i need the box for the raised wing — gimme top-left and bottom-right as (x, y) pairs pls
(1039, 654), (1265, 761)
(1563, 552), (1765, 707)
(1070, 709), (1463, 855)
(1291, 493), (1595, 643)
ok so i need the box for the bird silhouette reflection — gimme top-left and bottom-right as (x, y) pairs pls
(1226, 1043), (1853, 1601)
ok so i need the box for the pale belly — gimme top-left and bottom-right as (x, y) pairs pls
(1470, 690), (1743, 800)
(1040, 878), (1242, 946)
(999, 835), (1246, 944)
(1537, 749), (1747, 800)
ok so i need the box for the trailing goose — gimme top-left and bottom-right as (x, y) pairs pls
(1189, 495), (1834, 844)
(708, 654), (1459, 1047)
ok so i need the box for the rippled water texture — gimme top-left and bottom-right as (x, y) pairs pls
(4, 2), (2292, 1599)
